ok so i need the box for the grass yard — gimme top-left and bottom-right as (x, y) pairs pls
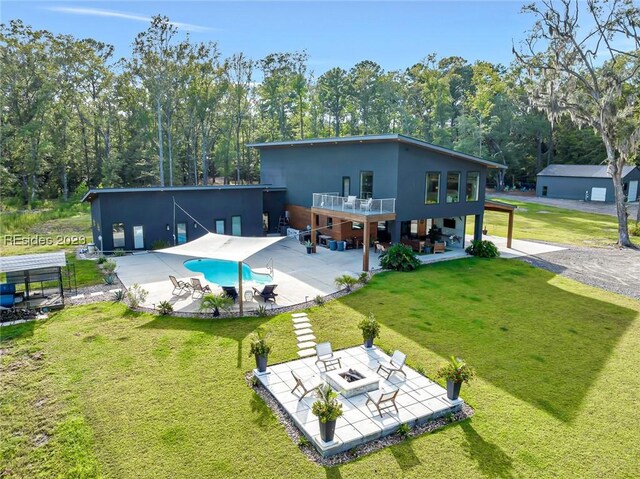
(1, 258), (639, 478)
(470, 198), (621, 247)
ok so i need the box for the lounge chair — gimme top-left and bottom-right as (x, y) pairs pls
(344, 195), (357, 210)
(314, 342), (342, 371)
(169, 275), (191, 295)
(290, 371), (322, 400)
(190, 278), (212, 298)
(360, 198), (373, 211)
(366, 388), (399, 416)
(221, 286), (239, 302)
(252, 284), (278, 303)
(376, 350), (407, 379)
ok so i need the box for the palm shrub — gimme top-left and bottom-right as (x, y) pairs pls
(465, 239), (500, 258)
(199, 293), (234, 317)
(335, 274), (358, 292)
(379, 244), (421, 271)
(157, 300), (174, 315)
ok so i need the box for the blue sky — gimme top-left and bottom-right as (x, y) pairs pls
(2, 1), (534, 73)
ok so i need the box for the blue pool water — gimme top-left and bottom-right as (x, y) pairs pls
(183, 258), (271, 286)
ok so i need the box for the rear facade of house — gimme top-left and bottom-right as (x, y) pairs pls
(536, 165), (640, 203)
(84, 134), (504, 254)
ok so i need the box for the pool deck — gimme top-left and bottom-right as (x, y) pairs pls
(111, 235), (564, 312)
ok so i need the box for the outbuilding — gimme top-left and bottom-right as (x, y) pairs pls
(536, 164), (640, 203)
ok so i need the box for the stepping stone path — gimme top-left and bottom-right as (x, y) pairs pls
(292, 312), (317, 358)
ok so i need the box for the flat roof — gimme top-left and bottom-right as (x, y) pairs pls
(82, 185), (287, 202)
(0, 252), (67, 273)
(537, 164), (639, 178)
(247, 133), (507, 169)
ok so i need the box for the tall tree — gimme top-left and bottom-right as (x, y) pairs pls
(317, 67), (348, 136)
(515, 0), (640, 246)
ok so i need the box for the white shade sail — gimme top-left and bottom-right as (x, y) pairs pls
(157, 233), (284, 263)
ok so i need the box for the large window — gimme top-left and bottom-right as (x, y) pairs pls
(231, 216), (242, 236)
(360, 171), (373, 199)
(215, 219), (225, 235)
(446, 172), (460, 203)
(425, 172), (440, 204)
(133, 225), (144, 250)
(112, 223), (125, 248)
(176, 222), (187, 244)
(342, 176), (351, 197)
(262, 213), (269, 233)
(466, 171), (480, 202)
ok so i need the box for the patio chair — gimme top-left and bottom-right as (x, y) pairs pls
(252, 284), (278, 303)
(290, 370), (323, 400)
(169, 275), (191, 295)
(360, 197), (373, 212)
(344, 195), (357, 210)
(366, 387), (399, 416)
(314, 342), (342, 371)
(376, 350), (407, 380)
(221, 286), (239, 302)
(190, 278), (212, 299)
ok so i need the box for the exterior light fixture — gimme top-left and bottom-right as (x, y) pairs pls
(166, 224), (170, 231)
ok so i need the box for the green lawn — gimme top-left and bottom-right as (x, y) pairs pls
(470, 198), (621, 247)
(1, 258), (639, 478)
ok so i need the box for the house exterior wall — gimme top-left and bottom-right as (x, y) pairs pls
(262, 190), (287, 235)
(535, 175), (640, 202)
(90, 196), (102, 250)
(90, 188), (270, 252)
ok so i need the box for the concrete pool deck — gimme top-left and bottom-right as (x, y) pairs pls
(111, 235), (564, 312)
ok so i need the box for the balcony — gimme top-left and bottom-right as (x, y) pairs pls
(312, 193), (396, 217)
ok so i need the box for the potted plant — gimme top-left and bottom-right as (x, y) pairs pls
(199, 293), (234, 317)
(311, 383), (343, 442)
(304, 240), (314, 254)
(248, 330), (271, 373)
(436, 356), (474, 400)
(482, 225), (488, 235)
(357, 312), (380, 349)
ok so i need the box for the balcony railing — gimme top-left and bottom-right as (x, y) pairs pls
(312, 193), (396, 215)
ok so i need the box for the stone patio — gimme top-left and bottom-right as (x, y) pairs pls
(255, 346), (464, 457)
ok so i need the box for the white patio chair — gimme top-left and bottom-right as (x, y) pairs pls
(376, 350), (407, 379)
(360, 198), (373, 211)
(344, 195), (357, 210)
(314, 342), (342, 371)
(290, 370), (323, 400)
(366, 387), (399, 416)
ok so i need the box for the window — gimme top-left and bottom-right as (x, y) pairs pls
(360, 171), (373, 199)
(352, 222), (363, 230)
(542, 186), (548, 197)
(425, 172), (440, 204)
(133, 225), (144, 250)
(443, 218), (456, 229)
(342, 176), (351, 197)
(215, 219), (225, 235)
(262, 213), (269, 233)
(231, 216), (242, 236)
(176, 222), (187, 244)
(410, 220), (418, 236)
(466, 172), (480, 202)
(112, 223), (125, 248)
(327, 217), (333, 230)
(446, 172), (460, 203)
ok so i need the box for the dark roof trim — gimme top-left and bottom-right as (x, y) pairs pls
(247, 134), (507, 170)
(485, 200), (517, 212)
(82, 185), (287, 202)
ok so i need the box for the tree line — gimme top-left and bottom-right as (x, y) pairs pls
(2, 14), (613, 206)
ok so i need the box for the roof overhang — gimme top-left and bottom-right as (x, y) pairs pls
(0, 252), (67, 273)
(484, 200), (517, 213)
(156, 233), (284, 263)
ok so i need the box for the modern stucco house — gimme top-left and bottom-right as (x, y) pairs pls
(536, 164), (640, 203)
(84, 134), (508, 269)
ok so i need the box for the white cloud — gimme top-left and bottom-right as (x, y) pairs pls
(47, 7), (213, 33)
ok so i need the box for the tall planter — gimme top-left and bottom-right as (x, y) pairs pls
(255, 354), (268, 373)
(447, 379), (462, 400)
(319, 419), (337, 442)
(364, 337), (374, 349)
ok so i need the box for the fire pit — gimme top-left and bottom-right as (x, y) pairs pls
(325, 367), (380, 398)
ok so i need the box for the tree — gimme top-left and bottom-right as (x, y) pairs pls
(317, 67), (348, 136)
(515, 0), (640, 246)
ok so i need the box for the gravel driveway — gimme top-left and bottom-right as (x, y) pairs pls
(518, 245), (640, 300)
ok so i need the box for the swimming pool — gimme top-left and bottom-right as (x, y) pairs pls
(183, 258), (271, 286)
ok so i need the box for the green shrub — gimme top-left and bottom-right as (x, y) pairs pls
(254, 305), (269, 317)
(103, 274), (115, 285)
(199, 293), (233, 317)
(335, 274), (358, 292)
(630, 222), (640, 237)
(151, 239), (171, 250)
(357, 272), (370, 284)
(157, 300), (174, 315)
(379, 244), (421, 271)
(465, 239), (500, 258)
(357, 313), (380, 342)
(112, 249), (126, 257)
(102, 260), (117, 274)
(397, 423), (411, 439)
(97, 255), (107, 264)
(314, 295), (325, 306)
(112, 290), (125, 302)
(126, 283), (148, 309)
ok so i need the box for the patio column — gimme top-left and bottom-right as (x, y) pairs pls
(507, 211), (514, 249)
(310, 211), (316, 247)
(473, 213), (484, 242)
(238, 261), (243, 316)
(362, 221), (370, 272)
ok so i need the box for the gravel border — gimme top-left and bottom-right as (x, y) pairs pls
(245, 371), (474, 466)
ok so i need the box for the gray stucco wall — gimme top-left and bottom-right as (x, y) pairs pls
(260, 142), (400, 206)
(536, 172), (640, 202)
(91, 188), (269, 252)
(262, 190), (286, 234)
